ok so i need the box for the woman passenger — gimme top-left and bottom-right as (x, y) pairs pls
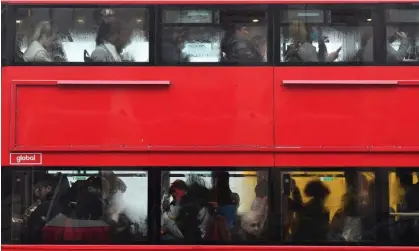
(91, 18), (133, 62)
(23, 21), (57, 62)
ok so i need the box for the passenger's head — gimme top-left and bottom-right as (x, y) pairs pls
(304, 180), (330, 201)
(31, 21), (57, 50)
(290, 20), (308, 43)
(169, 179), (188, 202)
(233, 24), (250, 39)
(96, 18), (133, 53)
(75, 176), (110, 220)
(163, 27), (188, 51)
(212, 171), (230, 188)
(34, 173), (68, 201)
(101, 171), (127, 195)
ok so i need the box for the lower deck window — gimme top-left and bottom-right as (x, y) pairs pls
(1, 167), (418, 245)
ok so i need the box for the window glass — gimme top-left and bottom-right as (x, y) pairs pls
(15, 7), (149, 63)
(386, 5), (419, 63)
(160, 170), (269, 242)
(160, 6), (268, 64)
(273, 170), (377, 242)
(3, 168), (148, 244)
(388, 169), (419, 244)
(279, 5), (373, 63)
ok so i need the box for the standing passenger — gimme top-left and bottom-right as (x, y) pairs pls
(23, 21), (57, 62)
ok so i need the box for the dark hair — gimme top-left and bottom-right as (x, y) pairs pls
(74, 176), (109, 220)
(95, 18), (123, 46)
(221, 23), (247, 55)
(304, 180), (330, 199)
(169, 179), (189, 194)
(212, 171), (234, 205)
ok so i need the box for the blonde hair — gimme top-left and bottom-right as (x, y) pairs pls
(290, 20), (308, 43)
(30, 21), (54, 43)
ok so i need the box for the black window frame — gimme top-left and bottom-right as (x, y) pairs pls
(3, 3), (418, 67)
(9, 4), (156, 67)
(155, 4), (273, 66)
(273, 3), (381, 66)
(383, 3), (419, 65)
(2, 166), (419, 245)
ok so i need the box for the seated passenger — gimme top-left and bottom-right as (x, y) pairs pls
(21, 173), (69, 244)
(23, 21), (57, 62)
(91, 18), (133, 62)
(221, 24), (263, 63)
(42, 176), (112, 244)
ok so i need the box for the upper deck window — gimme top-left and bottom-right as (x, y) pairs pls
(278, 4), (374, 64)
(14, 7), (149, 63)
(159, 6), (268, 64)
(385, 4), (419, 63)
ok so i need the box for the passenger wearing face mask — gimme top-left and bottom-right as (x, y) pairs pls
(23, 21), (57, 62)
(91, 18), (134, 62)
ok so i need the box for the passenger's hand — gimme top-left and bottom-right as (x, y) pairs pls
(328, 50), (340, 60)
(396, 31), (407, 39)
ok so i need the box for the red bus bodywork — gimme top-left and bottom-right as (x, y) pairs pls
(2, 0), (419, 250)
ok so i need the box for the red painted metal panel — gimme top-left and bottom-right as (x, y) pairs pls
(7, 66), (273, 153)
(281, 80), (400, 85)
(274, 66), (419, 150)
(1, 0), (416, 4)
(2, 245), (419, 251)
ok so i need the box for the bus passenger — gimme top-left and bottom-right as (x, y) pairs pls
(21, 173), (69, 243)
(161, 27), (190, 63)
(355, 30), (409, 62)
(291, 180), (331, 241)
(221, 24), (264, 63)
(211, 171), (238, 229)
(91, 18), (133, 62)
(161, 179), (210, 241)
(392, 182), (419, 244)
(285, 20), (339, 62)
(23, 21), (57, 62)
(251, 35), (267, 62)
(42, 176), (112, 243)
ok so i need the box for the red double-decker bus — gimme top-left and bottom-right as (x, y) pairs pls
(1, 0), (419, 251)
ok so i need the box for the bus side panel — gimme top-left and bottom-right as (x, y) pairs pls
(1, 67), (12, 164)
(274, 66), (419, 148)
(8, 66), (274, 151)
(2, 245), (419, 251)
(274, 153), (419, 167)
